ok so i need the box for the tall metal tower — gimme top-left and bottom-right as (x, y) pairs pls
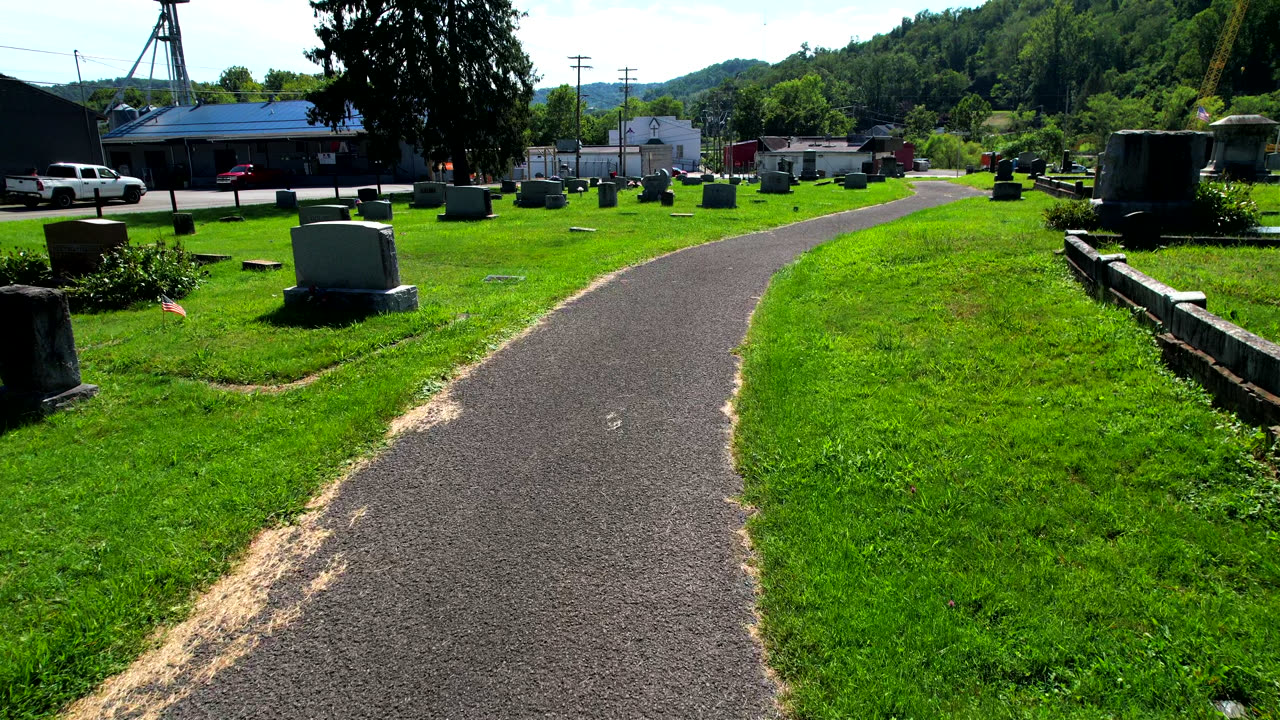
(109, 0), (195, 112)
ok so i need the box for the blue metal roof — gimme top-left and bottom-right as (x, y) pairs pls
(102, 100), (364, 143)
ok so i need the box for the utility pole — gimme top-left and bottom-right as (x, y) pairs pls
(618, 67), (637, 178)
(568, 55), (592, 178)
(73, 50), (100, 165)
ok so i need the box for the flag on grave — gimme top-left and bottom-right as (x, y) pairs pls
(160, 294), (187, 318)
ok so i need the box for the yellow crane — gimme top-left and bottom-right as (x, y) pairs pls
(1189, 0), (1251, 128)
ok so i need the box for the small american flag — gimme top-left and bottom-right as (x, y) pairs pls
(160, 294), (187, 318)
(1197, 105), (1211, 123)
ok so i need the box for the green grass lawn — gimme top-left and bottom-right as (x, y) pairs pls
(0, 180), (911, 719)
(734, 191), (1280, 718)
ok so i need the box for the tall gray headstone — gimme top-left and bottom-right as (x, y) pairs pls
(358, 200), (393, 221)
(702, 183), (737, 209)
(440, 185), (495, 220)
(412, 181), (447, 208)
(800, 150), (818, 181)
(759, 171), (792, 194)
(0, 285), (98, 415)
(995, 158), (1014, 181)
(284, 221), (417, 313)
(597, 182), (618, 209)
(1092, 130), (1211, 231)
(517, 179), (563, 208)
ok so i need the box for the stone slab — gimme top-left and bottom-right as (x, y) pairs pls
(844, 173), (867, 190)
(276, 190), (298, 209)
(545, 194), (568, 210)
(243, 259), (283, 271)
(173, 213), (196, 236)
(1105, 261), (1206, 325)
(357, 188), (380, 202)
(517, 179), (564, 208)
(289, 221), (400, 290)
(569, 227), (596, 232)
(866, 174), (886, 183)
(759, 171), (792, 194)
(670, 213), (693, 217)
(192, 253), (230, 265)
(1171, 303), (1280, 397)
(412, 182), (447, 208)
(441, 185), (495, 220)
(42, 218), (128, 277)
(334, 198), (359, 209)
(283, 284), (418, 313)
(992, 182), (1022, 201)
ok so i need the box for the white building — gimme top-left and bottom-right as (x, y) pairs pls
(518, 144), (673, 179)
(607, 116), (700, 171)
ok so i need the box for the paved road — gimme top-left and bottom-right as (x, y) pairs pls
(153, 182), (982, 719)
(0, 184), (416, 222)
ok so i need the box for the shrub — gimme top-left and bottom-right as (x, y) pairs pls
(1043, 199), (1100, 231)
(1190, 181), (1260, 235)
(0, 248), (55, 287)
(68, 242), (205, 311)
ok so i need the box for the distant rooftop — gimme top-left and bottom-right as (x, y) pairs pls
(102, 100), (364, 143)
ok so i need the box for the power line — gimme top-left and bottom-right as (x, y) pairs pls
(10, 76), (312, 95)
(0, 43), (229, 71)
(568, 54), (591, 177)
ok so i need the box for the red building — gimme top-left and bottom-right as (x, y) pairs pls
(723, 140), (758, 172)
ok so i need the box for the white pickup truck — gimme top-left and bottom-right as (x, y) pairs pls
(4, 163), (148, 210)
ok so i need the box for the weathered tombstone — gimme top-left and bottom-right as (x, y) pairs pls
(516, 179), (563, 208)
(545, 194), (567, 210)
(501, 179), (518, 194)
(1062, 150), (1072, 172)
(1204, 115), (1278, 181)
(42, 219), (128, 277)
(298, 204), (351, 225)
(1018, 152), (1038, 170)
(243, 259), (282, 271)
(681, 175), (703, 186)
(995, 158), (1014, 181)
(284, 221), (417, 312)
(1092, 130), (1211, 231)
(701, 183), (737, 209)
(660, 190), (675, 207)
(992, 182), (1023, 201)
(358, 200), (393, 221)
(0, 285), (97, 416)
(589, 177), (599, 188)
(759, 171), (793, 194)
(597, 182), (618, 209)
(866, 174), (886, 183)
(440, 185), (496, 220)
(334, 198), (358, 209)
(640, 171), (670, 203)
(844, 173), (867, 190)
(357, 187), (380, 202)
(879, 157), (899, 177)
(412, 181), (446, 208)
(729, 177), (742, 185)
(192, 253), (229, 265)
(276, 190), (298, 209)
(1120, 211), (1161, 248)
(700, 173), (715, 183)
(800, 150), (818, 181)
(1267, 153), (1280, 171)
(1030, 158), (1047, 177)
(172, 213), (195, 236)
(566, 178), (589, 193)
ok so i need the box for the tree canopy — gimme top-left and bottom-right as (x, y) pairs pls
(306, 0), (535, 184)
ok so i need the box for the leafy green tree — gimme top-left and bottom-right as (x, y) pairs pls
(1015, 0), (1095, 112)
(306, 0), (535, 184)
(264, 69), (323, 97)
(761, 74), (848, 136)
(904, 105), (937, 143)
(218, 65), (264, 102)
(730, 84), (765, 140)
(1079, 92), (1153, 147)
(646, 95), (684, 119)
(530, 84), (578, 146)
(948, 93), (991, 138)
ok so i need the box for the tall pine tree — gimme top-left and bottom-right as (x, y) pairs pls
(306, 0), (535, 184)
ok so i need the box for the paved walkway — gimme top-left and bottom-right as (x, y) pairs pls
(158, 182), (982, 719)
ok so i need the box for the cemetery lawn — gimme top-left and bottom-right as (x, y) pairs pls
(734, 191), (1280, 718)
(1114, 244), (1280, 343)
(0, 180), (911, 719)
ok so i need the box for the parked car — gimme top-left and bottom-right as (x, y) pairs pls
(913, 158), (932, 171)
(3, 163), (147, 209)
(216, 164), (286, 190)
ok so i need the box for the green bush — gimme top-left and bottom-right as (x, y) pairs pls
(0, 248), (55, 287)
(68, 242), (205, 311)
(1043, 199), (1100, 231)
(1190, 181), (1261, 235)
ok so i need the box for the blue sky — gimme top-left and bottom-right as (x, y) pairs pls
(2, 0), (986, 92)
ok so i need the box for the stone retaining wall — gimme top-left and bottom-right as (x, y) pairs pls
(1063, 231), (1280, 427)
(1034, 176), (1092, 199)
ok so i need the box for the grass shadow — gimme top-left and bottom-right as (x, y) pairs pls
(257, 300), (377, 329)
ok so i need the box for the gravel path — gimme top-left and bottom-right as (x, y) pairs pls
(160, 181), (982, 719)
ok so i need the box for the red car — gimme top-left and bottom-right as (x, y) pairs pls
(216, 164), (286, 190)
